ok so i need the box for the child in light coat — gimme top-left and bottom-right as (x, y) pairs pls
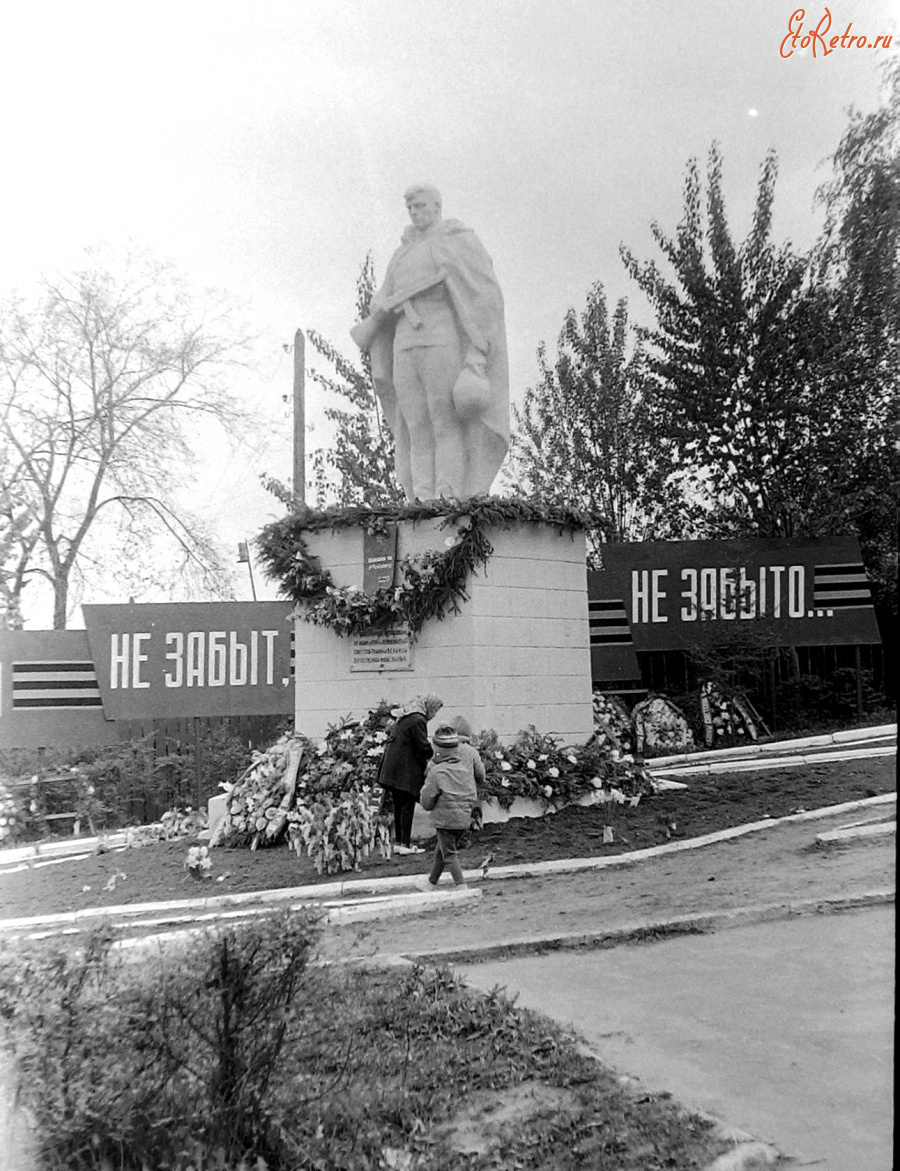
(419, 725), (480, 888)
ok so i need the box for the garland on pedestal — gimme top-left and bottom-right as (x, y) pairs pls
(256, 495), (586, 639)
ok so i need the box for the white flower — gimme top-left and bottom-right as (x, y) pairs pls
(186, 845), (212, 873)
(538, 754), (548, 762)
(500, 761), (512, 772)
(494, 751), (505, 760)
(548, 767), (559, 778)
(501, 778), (510, 788)
(526, 759), (536, 770)
(366, 746), (383, 757)
(543, 785), (553, 798)
(589, 776), (604, 789)
(566, 754), (577, 764)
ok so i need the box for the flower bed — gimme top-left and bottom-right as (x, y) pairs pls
(209, 702), (654, 874)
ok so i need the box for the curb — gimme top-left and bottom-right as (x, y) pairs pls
(648, 722), (896, 768)
(0, 793), (894, 936)
(397, 888), (896, 966)
(702, 1139), (783, 1170)
(653, 743), (895, 777)
(0, 832), (130, 867)
(816, 819), (896, 845)
(5, 885), (483, 946)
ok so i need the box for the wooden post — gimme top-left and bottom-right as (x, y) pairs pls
(193, 716), (202, 811)
(854, 644), (864, 719)
(769, 653), (778, 733)
(293, 329), (305, 504)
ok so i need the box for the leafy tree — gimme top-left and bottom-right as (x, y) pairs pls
(306, 256), (405, 507)
(620, 144), (894, 554)
(813, 60), (900, 611)
(816, 59), (899, 368)
(508, 284), (686, 562)
(0, 247), (247, 627)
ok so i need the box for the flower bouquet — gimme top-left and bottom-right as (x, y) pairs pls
(700, 682), (759, 747)
(287, 787), (391, 875)
(211, 733), (307, 848)
(0, 782), (20, 843)
(632, 695), (695, 756)
(592, 691), (635, 752)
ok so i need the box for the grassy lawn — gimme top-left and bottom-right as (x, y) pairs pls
(0, 914), (733, 1170)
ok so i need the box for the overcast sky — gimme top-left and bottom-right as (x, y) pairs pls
(2, 0), (894, 620)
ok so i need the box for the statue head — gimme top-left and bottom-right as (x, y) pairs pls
(404, 183), (442, 233)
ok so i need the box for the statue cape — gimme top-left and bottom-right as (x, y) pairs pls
(368, 218), (510, 499)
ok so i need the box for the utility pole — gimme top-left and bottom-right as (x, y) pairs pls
(293, 328), (305, 504)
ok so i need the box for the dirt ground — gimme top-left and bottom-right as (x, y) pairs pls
(322, 806), (896, 964)
(0, 754), (893, 924)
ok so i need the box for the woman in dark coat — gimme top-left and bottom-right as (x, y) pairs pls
(377, 693), (443, 854)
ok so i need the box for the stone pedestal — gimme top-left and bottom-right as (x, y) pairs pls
(293, 517), (594, 743)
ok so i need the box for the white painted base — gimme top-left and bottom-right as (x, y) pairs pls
(293, 518), (594, 743)
(207, 793), (228, 841)
(411, 793), (603, 840)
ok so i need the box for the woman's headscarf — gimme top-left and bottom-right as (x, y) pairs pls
(396, 693), (444, 720)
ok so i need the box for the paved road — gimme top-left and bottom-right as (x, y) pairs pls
(460, 907), (895, 1171)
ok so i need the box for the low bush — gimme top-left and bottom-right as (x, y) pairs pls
(0, 913), (320, 1169)
(0, 918), (729, 1170)
(0, 721), (269, 839)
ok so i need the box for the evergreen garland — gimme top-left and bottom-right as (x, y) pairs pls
(256, 494), (586, 639)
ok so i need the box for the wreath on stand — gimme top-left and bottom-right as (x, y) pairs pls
(256, 495), (587, 639)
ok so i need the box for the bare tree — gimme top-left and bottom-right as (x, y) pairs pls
(0, 247), (249, 627)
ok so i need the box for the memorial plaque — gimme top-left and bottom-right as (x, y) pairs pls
(363, 525), (398, 594)
(350, 624), (413, 672)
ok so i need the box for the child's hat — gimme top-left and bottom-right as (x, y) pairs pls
(432, 725), (459, 748)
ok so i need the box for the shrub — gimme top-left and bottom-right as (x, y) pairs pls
(0, 913), (320, 1169)
(0, 722), (263, 838)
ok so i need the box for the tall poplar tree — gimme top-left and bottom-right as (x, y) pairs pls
(620, 144), (893, 549)
(813, 60), (899, 611)
(509, 284), (685, 563)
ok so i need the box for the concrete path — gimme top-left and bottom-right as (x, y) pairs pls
(460, 907), (894, 1171)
